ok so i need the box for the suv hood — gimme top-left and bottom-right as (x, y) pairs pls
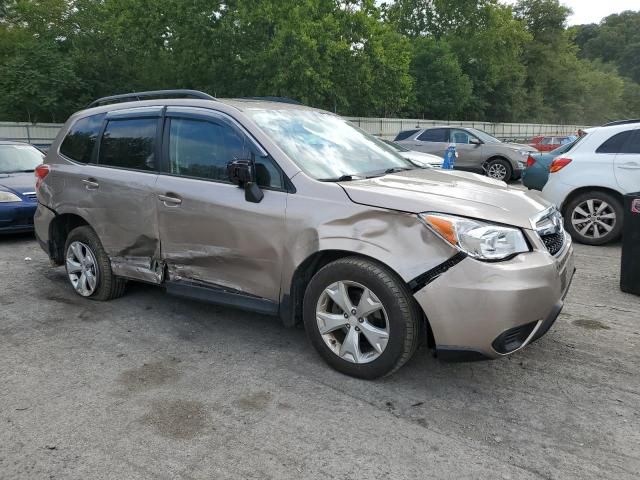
(340, 169), (549, 229)
(500, 142), (537, 152)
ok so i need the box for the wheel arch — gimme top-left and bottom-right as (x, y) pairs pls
(280, 249), (433, 346)
(560, 186), (624, 214)
(48, 213), (93, 265)
(483, 155), (515, 178)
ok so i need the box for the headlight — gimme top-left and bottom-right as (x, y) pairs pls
(517, 149), (531, 157)
(0, 191), (22, 203)
(420, 213), (530, 261)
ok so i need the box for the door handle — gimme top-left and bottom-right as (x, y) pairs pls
(82, 178), (99, 190)
(618, 162), (640, 170)
(158, 193), (183, 206)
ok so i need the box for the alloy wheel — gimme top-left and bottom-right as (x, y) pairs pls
(315, 280), (390, 364)
(571, 199), (616, 241)
(487, 162), (508, 180)
(66, 241), (99, 297)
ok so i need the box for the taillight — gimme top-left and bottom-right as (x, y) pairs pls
(35, 164), (50, 190)
(549, 157), (572, 173)
(526, 155), (536, 168)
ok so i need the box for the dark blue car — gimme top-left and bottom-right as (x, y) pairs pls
(522, 140), (577, 191)
(0, 141), (44, 234)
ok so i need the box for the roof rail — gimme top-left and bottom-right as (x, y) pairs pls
(87, 89), (216, 108)
(241, 96), (302, 105)
(601, 119), (640, 127)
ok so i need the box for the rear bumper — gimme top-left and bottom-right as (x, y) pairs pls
(0, 202), (37, 233)
(415, 243), (575, 361)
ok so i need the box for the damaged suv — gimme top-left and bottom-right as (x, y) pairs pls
(35, 90), (575, 378)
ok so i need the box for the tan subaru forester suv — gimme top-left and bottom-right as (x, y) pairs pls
(34, 90), (575, 379)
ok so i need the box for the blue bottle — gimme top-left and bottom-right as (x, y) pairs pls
(442, 144), (457, 170)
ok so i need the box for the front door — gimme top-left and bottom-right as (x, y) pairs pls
(155, 107), (288, 302)
(449, 128), (484, 172)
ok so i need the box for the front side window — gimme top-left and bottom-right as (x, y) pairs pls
(597, 130), (634, 154)
(0, 144), (43, 173)
(246, 109), (414, 180)
(99, 118), (157, 171)
(417, 128), (448, 142)
(167, 117), (246, 182)
(450, 129), (473, 144)
(60, 113), (105, 163)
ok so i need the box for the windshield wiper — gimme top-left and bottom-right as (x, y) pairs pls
(384, 167), (413, 174)
(319, 174), (359, 182)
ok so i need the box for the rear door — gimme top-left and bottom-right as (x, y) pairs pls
(410, 128), (449, 156)
(82, 108), (162, 281)
(155, 107), (288, 302)
(449, 128), (484, 171)
(614, 128), (640, 193)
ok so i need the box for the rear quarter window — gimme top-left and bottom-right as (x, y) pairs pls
(394, 130), (419, 141)
(596, 130), (634, 154)
(59, 114), (105, 163)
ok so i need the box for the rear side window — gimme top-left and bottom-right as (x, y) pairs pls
(59, 114), (105, 163)
(596, 130), (633, 154)
(621, 129), (640, 154)
(98, 118), (157, 171)
(394, 129), (419, 141)
(417, 128), (448, 142)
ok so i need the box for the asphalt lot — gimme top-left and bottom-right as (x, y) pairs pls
(1, 233), (639, 480)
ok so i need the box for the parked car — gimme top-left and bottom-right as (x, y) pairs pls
(381, 139), (443, 168)
(394, 127), (536, 182)
(522, 139), (580, 191)
(35, 90), (574, 379)
(529, 135), (577, 152)
(542, 122), (640, 245)
(0, 141), (43, 234)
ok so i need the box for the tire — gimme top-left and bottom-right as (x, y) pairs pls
(486, 158), (513, 182)
(64, 226), (127, 300)
(303, 257), (420, 379)
(563, 191), (623, 245)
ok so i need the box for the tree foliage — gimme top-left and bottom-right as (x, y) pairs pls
(0, 0), (638, 124)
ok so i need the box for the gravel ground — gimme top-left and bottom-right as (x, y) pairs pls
(1, 233), (638, 480)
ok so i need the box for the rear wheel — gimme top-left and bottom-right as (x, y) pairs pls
(486, 158), (513, 181)
(563, 191), (623, 245)
(64, 226), (127, 300)
(303, 257), (420, 379)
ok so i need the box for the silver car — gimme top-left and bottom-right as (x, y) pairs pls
(395, 126), (537, 181)
(34, 90), (575, 379)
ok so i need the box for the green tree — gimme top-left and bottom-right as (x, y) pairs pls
(407, 37), (472, 118)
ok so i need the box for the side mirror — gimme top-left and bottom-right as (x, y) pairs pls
(470, 138), (483, 146)
(227, 159), (264, 203)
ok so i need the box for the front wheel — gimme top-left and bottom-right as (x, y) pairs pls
(303, 257), (420, 379)
(486, 159), (513, 181)
(563, 191), (623, 245)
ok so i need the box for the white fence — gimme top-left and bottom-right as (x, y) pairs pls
(1, 118), (587, 147)
(0, 121), (63, 147)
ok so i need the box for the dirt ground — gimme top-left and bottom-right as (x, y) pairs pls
(1, 233), (638, 479)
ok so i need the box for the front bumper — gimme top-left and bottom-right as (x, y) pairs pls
(414, 242), (575, 360)
(0, 202), (37, 233)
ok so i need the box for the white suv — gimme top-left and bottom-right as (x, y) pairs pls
(542, 121), (640, 245)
